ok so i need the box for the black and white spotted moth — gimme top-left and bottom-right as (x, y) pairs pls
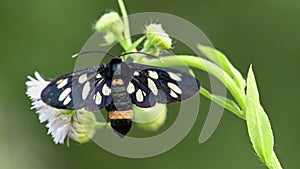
(41, 53), (200, 136)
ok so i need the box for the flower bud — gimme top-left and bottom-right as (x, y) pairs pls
(95, 12), (124, 32)
(133, 103), (167, 131)
(102, 31), (117, 45)
(144, 24), (172, 50)
(94, 12), (124, 45)
(69, 110), (97, 144)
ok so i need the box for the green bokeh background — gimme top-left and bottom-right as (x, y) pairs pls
(0, 0), (298, 168)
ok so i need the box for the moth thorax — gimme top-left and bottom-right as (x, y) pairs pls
(113, 64), (122, 76)
(112, 78), (124, 85)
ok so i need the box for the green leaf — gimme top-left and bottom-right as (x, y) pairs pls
(125, 36), (145, 53)
(200, 87), (244, 119)
(270, 151), (283, 169)
(197, 44), (245, 90)
(246, 65), (274, 165)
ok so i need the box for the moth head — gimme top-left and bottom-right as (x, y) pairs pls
(109, 57), (122, 71)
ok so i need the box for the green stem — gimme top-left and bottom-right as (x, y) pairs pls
(118, 0), (132, 48)
(95, 122), (109, 130)
(141, 55), (247, 116)
(116, 33), (129, 50)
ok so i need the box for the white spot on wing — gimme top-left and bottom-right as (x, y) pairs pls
(136, 89), (144, 102)
(82, 82), (90, 100)
(170, 90), (178, 98)
(168, 72), (182, 81)
(95, 92), (102, 105)
(63, 95), (72, 105)
(127, 82), (135, 94)
(58, 87), (71, 101)
(57, 78), (68, 89)
(78, 74), (88, 83)
(56, 79), (63, 84)
(97, 78), (104, 86)
(148, 78), (158, 95)
(102, 84), (111, 96)
(168, 82), (182, 94)
(134, 71), (140, 76)
(148, 70), (159, 79)
(96, 73), (102, 79)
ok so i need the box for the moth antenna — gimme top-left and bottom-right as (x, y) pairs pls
(119, 51), (156, 58)
(71, 50), (117, 58)
(119, 51), (164, 63)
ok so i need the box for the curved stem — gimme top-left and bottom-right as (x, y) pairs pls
(141, 55), (247, 116)
(116, 33), (129, 50)
(118, 0), (132, 48)
(95, 122), (110, 130)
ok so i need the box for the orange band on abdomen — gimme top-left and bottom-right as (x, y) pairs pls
(109, 110), (133, 119)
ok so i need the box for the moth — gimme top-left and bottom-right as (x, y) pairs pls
(41, 51), (200, 136)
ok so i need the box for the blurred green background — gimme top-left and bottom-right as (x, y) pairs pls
(0, 0), (298, 168)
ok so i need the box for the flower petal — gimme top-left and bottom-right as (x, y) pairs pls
(25, 72), (49, 101)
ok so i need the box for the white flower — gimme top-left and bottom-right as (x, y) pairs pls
(26, 72), (99, 144)
(26, 71), (50, 101)
(46, 113), (72, 144)
(46, 110), (98, 144)
(26, 72), (57, 123)
(26, 72), (72, 144)
(26, 72), (101, 145)
(31, 100), (57, 123)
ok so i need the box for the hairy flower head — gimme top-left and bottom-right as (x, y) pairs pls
(144, 24), (172, 50)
